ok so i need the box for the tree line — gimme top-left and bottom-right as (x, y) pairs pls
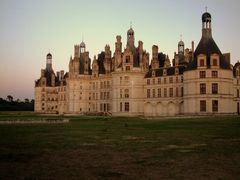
(0, 95), (34, 111)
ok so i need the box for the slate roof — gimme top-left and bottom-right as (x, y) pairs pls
(186, 36), (230, 70)
(145, 66), (185, 78)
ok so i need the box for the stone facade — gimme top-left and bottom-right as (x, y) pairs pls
(35, 11), (240, 116)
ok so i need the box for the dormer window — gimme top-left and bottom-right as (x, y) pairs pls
(212, 59), (217, 66)
(152, 71), (155, 77)
(175, 67), (179, 75)
(198, 54), (206, 68)
(163, 69), (167, 76)
(126, 56), (130, 63)
(211, 54), (219, 67)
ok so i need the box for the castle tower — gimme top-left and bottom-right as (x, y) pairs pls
(46, 53), (52, 70)
(178, 39), (184, 55)
(127, 26), (135, 49)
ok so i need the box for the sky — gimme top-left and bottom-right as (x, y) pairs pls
(0, 0), (240, 100)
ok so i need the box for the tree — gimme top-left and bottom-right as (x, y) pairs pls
(6, 95), (13, 102)
(24, 98), (29, 103)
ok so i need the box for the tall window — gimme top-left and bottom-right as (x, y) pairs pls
(176, 76), (179, 83)
(169, 88), (173, 97)
(164, 78), (167, 84)
(200, 100), (206, 112)
(237, 89), (239, 98)
(147, 89), (150, 98)
(152, 79), (155, 85)
(152, 89), (155, 98)
(212, 71), (218, 78)
(126, 56), (130, 63)
(200, 71), (206, 78)
(147, 79), (150, 85)
(200, 83), (206, 94)
(126, 66), (130, 71)
(169, 77), (173, 83)
(200, 59), (205, 66)
(181, 76), (183, 82)
(125, 102), (129, 112)
(176, 87), (178, 97)
(181, 87), (184, 97)
(212, 59), (218, 66)
(212, 83), (218, 94)
(120, 102), (122, 112)
(125, 89), (129, 98)
(157, 88), (161, 97)
(158, 78), (161, 84)
(164, 88), (167, 97)
(212, 100), (218, 112)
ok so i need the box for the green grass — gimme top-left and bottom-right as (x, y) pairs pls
(0, 113), (240, 179)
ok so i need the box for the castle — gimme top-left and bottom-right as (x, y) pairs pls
(35, 11), (240, 116)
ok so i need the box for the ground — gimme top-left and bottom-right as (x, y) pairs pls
(0, 112), (240, 179)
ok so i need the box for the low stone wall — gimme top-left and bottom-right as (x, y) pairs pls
(0, 119), (69, 124)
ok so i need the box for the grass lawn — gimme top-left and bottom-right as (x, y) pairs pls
(0, 112), (240, 179)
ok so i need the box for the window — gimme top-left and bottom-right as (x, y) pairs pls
(125, 89), (129, 98)
(181, 76), (183, 82)
(200, 59), (205, 66)
(147, 89), (150, 98)
(157, 88), (161, 97)
(200, 83), (206, 94)
(152, 71), (155, 77)
(176, 87), (178, 97)
(164, 78), (167, 84)
(125, 102), (129, 112)
(158, 78), (161, 84)
(164, 88), (167, 97)
(212, 71), (218, 78)
(176, 77), (178, 83)
(200, 71), (206, 78)
(181, 87), (184, 97)
(147, 79), (150, 85)
(212, 100), (218, 112)
(120, 89), (123, 98)
(152, 89), (155, 98)
(126, 56), (130, 63)
(152, 79), (155, 85)
(126, 66), (130, 71)
(237, 89), (239, 98)
(169, 88), (173, 97)
(169, 77), (173, 83)
(212, 59), (218, 66)
(212, 83), (218, 94)
(120, 102), (122, 112)
(200, 100), (206, 112)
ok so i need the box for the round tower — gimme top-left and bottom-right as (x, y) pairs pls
(46, 53), (52, 70)
(127, 26), (135, 48)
